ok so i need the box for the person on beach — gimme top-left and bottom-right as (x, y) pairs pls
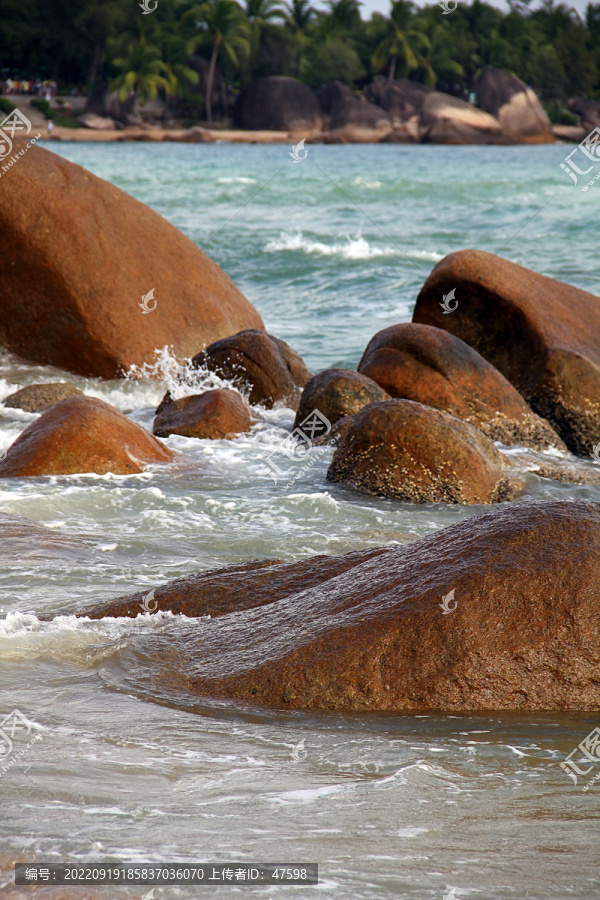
(47, 120), (53, 136)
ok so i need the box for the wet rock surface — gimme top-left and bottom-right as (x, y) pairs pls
(0, 396), (174, 476)
(153, 389), (254, 440)
(193, 330), (311, 410)
(413, 250), (600, 455)
(358, 323), (564, 450)
(2, 382), (84, 412)
(326, 399), (518, 504)
(79, 500), (600, 713)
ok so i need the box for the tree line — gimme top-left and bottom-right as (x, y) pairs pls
(1, 0), (598, 123)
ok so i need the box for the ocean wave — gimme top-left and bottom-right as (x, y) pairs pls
(216, 176), (257, 184)
(264, 231), (444, 263)
(351, 177), (383, 189)
(264, 231), (399, 260)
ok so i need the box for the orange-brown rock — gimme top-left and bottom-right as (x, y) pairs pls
(193, 330), (311, 410)
(326, 399), (518, 503)
(412, 250), (600, 456)
(2, 382), (84, 412)
(0, 396), (174, 476)
(0, 141), (264, 378)
(358, 324), (563, 450)
(77, 499), (600, 712)
(293, 367), (389, 430)
(476, 66), (553, 143)
(153, 388), (254, 440)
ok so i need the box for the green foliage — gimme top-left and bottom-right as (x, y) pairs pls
(302, 36), (364, 87)
(544, 100), (577, 124)
(0, 0), (598, 116)
(31, 98), (51, 117)
(0, 98), (16, 114)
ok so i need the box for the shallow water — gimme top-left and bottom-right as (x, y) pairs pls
(1, 142), (599, 898)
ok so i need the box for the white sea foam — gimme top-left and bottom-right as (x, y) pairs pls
(264, 231), (398, 260)
(216, 176), (257, 184)
(351, 176), (383, 189)
(264, 231), (444, 263)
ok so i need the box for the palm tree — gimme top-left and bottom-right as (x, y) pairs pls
(245, 0), (285, 24)
(326, 0), (362, 33)
(373, 0), (431, 83)
(245, 0), (285, 56)
(192, 0), (250, 123)
(160, 34), (201, 119)
(111, 38), (173, 109)
(284, 0), (314, 32)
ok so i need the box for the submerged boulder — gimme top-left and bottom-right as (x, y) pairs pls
(234, 77), (322, 132)
(326, 399), (518, 504)
(413, 250), (600, 456)
(2, 382), (84, 412)
(0, 141), (263, 378)
(79, 500), (600, 712)
(476, 66), (553, 143)
(294, 368), (389, 430)
(358, 324), (563, 450)
(153, 389), (254, 440)
(0, 396), (174, 476)
(193, 330), (311, 410)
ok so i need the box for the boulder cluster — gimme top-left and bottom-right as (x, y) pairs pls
(3, 144), (600, 713)
(233, 67), (555, 144)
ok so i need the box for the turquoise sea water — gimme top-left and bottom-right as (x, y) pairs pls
(0, 142), (599, 899)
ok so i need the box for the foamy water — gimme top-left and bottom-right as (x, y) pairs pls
(0, 142), (599, 898)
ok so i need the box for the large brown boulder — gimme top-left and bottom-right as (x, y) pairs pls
(193, 330), (311, 410)
(293, 367), (389, 430)
(567, 97), (600, 133)
(364, 76), (432, 124)
(316, 81), (355, 117)
(317, 84), (391, 142)
(358, 324), (563, 450)
(233, 77), (322, 132)
(0, 141), (264, 378)
(2, 382), (84, 412)
(326, 399), (517, 503)
(78, 499), (600, 712)
(476, 66), (553, 143)
(0, 396), (174, 476)
(420, 92), (505, 144)
(153, 389), (254, 440)
(412, 250), (600, 456)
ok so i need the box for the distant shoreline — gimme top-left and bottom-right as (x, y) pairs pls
(37, 124), (583, 145)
